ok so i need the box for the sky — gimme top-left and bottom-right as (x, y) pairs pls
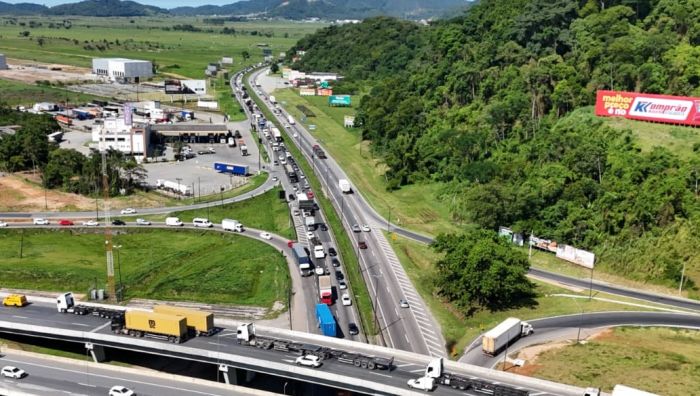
(5, 0), (241, 7)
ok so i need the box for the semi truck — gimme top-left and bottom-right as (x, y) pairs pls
(291, 243), (312, 276)
(153, 305), (215, 336)
(222, 218), (244, 232)
(111, 310), (188, 343)
(482, 317), (533, 356)
(339, 179), (352, 194)
(269, 95), (277, 104)
(236, 323), (331, 360)
(335, 352), (393, 371)
(297, 194), (315, 211)
(271, 127), (282, 142)
(56, 292), (124, 318)
(239, 139), (248, 156)
(214, 162), (249, 176)
(315, 303), (336, 337)
(156, 179), (192, 196)
(318, 275), (332, 305)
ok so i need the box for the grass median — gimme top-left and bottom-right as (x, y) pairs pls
(245, 70), (376, 335)
(0, 228), (288, 307)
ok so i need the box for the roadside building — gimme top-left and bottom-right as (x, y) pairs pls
(151, 123), (229, 144)
(92, 117), (150, 162)
(92, 58), (153, 83)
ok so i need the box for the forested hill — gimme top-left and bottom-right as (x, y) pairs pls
(289, 0), (700, 288)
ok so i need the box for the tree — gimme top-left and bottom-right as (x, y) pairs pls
(241, 50), (250, 61)
(270, 62), (279, 74)
(432, 230), (535, 313)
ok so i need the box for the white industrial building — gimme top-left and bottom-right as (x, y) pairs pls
(0, 54), (7, 70)
(92, 58), (152, 82)
(92, 118), (150, 162)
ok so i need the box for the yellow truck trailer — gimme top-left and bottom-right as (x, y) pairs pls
(153, 305), (215, 336)
(2, 294), (27, 307)
(113, 311), (188, 343)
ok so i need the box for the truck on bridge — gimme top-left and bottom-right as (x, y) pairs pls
(409, 358), (530, 395)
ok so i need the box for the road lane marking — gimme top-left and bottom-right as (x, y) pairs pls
(89, 322), (112, 333)
(78, 383), (97, 388)
(369, 372), (392, 378)
(11, 316), (28, 319)
(70, 322), (92, 327)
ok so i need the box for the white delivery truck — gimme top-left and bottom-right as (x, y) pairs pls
(165, 217), (184, 227)
(339, 179), (352, 194)
(269, 95), (277, 104)
(222, 218), (244, 232)
(314, 244), (325, 259)
(482, 317), (533, 355)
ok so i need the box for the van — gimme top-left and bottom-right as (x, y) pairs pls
(165, 217), (184, 226)
(3, 294), (27, 307)
(192, 218), (213, 228)
(314, 245), (325, 259)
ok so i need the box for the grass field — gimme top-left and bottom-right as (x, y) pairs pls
(518, 327), (700, 395)
(274, 88), (459, 236)
(148, 186), (294, 239)
(0, 228), (288, 307)
(0, 79), (107, 106)
(388, 234), (676, 358)
(212, 74), (247, 122)
(603, 115), (700, 160)
(0, 17), (322, 79)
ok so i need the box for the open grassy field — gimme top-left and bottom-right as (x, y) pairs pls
(0, 228), (288, 307)
(388, 233), (678, 358)
(515, 327), (700, 395)
(0, 79), (106, 106)
(0, 16), (323, 79)
(274, 88), (458, 236)
(603, 115), (700, 160)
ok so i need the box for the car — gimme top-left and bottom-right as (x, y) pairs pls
(361, 224), (371, 232)
(112, 219), (126, 226)
(208, 147), (216, 153)
(338, 280), (347, 290)
(328, 247), (337, 257)
(348, 322), (359, 335)
(332, 258), (341, 268)
(306, 232), (315, 240)
(259, 232), (272, 240)
(33, 218), (49, 225)
(288, 194), (295, 201)
(136, 218), (151, 226)
(320, 224), (328, 231)
(120, 208), (136, 215)
(287, 240), (295, 248)
(293, 209), (300, 216)
(352, 224), (361, 232)
(274, 160), (279, 165)
(324, 267), (330, 275)
(306, 191), (314, 199)
(272, 176), (278, 182)
(293, 133), (298, 138)
(82, 220), (99, 226)
(335, 270), (344, 281)
(58, 219), (74, 226)
(341, 293), (352, 306)
(109, 386), (135, 396)
(0, 221), (7, 227)
(1, 366), (27, 379)
(315, 266), (325, 276)
(295, 355), (321, 368)
(399, 299), (410, 308)
(358, 241), (368, 249)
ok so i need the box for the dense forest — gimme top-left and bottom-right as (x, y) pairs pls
(289, 0), (700, 296)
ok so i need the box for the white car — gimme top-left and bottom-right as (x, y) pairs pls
(338, 280), (347, 290)
(0, 221), (7, 227)
(306, 231), (314, 240)
(295, 355), (322, 368)
(1, 366), (27, 379)
(341, 293), (352, 306)
(259, 232), (272, 240)
(361, 224), (371, 232)
(136, 218), (151, 226)
(33, 218), (49, 225)
(109, 385), (135, 396)
(120, 208), (136, 215)
(315, 266), (325, 276)
(82, 220), (99, 226)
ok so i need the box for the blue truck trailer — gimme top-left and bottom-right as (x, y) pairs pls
(315, 303), (337, 337)
(291, 243), (312, 276)
(214, 162), (249, 176)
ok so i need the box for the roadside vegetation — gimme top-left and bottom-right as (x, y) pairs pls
(0, 79), (107, 106)
(0, 229), (288, 307)
(512, 327), (700, 396)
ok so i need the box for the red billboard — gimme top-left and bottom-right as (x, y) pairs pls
(595, 90), (700, 126)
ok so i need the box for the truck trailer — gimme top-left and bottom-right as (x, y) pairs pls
(112, 311), (188, 343)
(153, 305), (215, 336)
(56, 292), (124, 319)
(482, 317), (533, 356)
(412, 357), (530, 395)
(318, 275), (332, 305)
(214, 162), (249, 176)
(315, 303), (336, 337)
(291, 243), (312, 276)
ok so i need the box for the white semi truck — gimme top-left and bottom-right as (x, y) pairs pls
(482, 317), (533, 355)
(339, 179), (352, 194)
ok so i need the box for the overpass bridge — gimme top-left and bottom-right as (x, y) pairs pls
(0, 301), (591, 396)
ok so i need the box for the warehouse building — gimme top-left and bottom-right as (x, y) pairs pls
(0, 54), (7, 70)
(92, 58), (153, 83)
(151, 124), (229, 144)
(92, 118), (151, 162)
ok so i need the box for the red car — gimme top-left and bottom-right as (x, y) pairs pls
(306, 191), (314, 199)
(287, 240), (296, 248)
(358, 241), (368, 249)
(58, 219), (74, 226)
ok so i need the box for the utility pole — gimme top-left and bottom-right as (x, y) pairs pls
(101, 145), (115, 301)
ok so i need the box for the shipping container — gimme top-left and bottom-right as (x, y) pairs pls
(315, 303), (336, 337)
(123, 311), (187, 341)
(153, 305), (215, 336)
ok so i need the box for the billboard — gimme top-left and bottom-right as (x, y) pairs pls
(328, 95), (351, 106)
(165, 79), (207, 95)
(300, 88), (316, 96)
(529, 235), (558, 253)
(317, 88), (333, 96)
(556, 244), (595, 269)
(595, 90), (700, 126)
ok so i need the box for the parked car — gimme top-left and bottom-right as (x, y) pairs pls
(109, 386), (135, 396)
(341, 293), (352, 306)
(328, 247), (337, 257)
(338, 280), (347, 290)
(358, 241), (368, 249)
(399, 299), (410, 308)
(348, 322), (359, 335)
(112, 219), (126, 226)
(33, 218), (49, 225)
(1, 366), (26, 379)
(352, 224), (361, 232)
(136, 218), (151, 226)
(361, 224), (371, 232)
(295, 355), (322, 368)
(120, 208), (136, 215)
(82, 220), (99, 226)
(259, 232), (272, 240)
(58, 219), (74, 226)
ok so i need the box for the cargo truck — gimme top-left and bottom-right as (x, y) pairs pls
(318, 275), (332, 305)
(153, 305), (215, 336)
(315, 303), (336, 337)
(156, 179), (191, 195)
(412, 357), (529, 395)
(482, 317), (533, 356)
(214, 162), (249, 176)
(291, 243), (312, 276)
(272, 127), (282, 142)
(111, 310), (188, 343)
(312, 144), (326, 159)
(222, 218), (244, 232)
(339, 179), (352, 194)
(314, 245), (325, 259)
(269, 95), (277, 104)
(56, 292), (124, 319)
(297, 194), (315, 211)
(165, 217), (184, 227)
(227, 137), (236, 147)
(236, 323), (331, 360)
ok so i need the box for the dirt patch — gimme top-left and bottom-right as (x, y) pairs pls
(0, 173), (93, 213)
(0, 58), (97, 84)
